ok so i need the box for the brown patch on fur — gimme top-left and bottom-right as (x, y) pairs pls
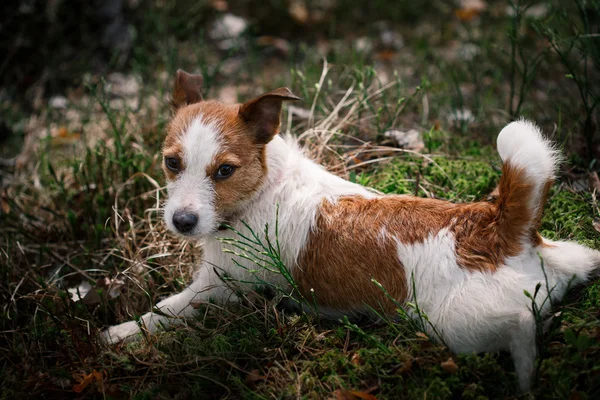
(295, 196), (501, 313)
(296, 162), (546, 312)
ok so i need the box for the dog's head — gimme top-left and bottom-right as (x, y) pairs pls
(162, 70), (299, 238)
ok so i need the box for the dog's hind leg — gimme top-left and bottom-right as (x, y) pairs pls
(101, 265), (236, 344)
(509, 311), (537, 393)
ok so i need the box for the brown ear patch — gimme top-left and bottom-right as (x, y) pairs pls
(172, 69), (204, 110)
(239, 87), (300, 144)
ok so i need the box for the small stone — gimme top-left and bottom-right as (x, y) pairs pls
(447, 109), (475, 124)
(457, 43), (480, 61)
(209, 14), (248, 50)
(107, 73), (140, 97)
(49, 96), (68, 109)
(380, 29), (404, 51)
(355, 36), (374, 53)
(383, 129), (424, 151)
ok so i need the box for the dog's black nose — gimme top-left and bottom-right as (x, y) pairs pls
(172, 211), (198, 233)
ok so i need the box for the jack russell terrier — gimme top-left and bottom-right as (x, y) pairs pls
(102, 70), (600, 392)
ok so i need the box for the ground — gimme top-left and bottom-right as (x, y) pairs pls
(1, 1), (599, 399)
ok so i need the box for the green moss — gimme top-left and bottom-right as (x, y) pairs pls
(540, 189), (599, 248)
(369, 154), (500, 202)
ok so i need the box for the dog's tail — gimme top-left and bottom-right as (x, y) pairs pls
(495, 119), (560, 246)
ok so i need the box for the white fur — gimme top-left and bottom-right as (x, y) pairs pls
(163, 118), (221, 236)
(394, 229), (590, 391)
(103, 119), (600, 393)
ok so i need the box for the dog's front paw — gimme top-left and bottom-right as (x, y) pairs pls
(100, 320), (142, 345)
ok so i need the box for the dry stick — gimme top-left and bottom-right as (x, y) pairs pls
(305, 80), (398, 167)
(307, 59), (330, 129)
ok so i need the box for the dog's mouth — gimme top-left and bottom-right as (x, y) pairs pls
(216, 216), (235, 232)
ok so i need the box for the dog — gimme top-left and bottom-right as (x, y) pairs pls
(102, 69), (600, 392)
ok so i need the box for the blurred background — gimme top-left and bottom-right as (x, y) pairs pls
(1, 0), (599, 161)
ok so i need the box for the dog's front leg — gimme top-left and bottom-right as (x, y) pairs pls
(101, 265), (233, 344)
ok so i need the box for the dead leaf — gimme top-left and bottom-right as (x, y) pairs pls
(289, 0), (309, 24)
(456, 0), (487, 21)
(350, 352), (362, 366)
(455, 8), (479, 22)
(415, 332), (429, 340)
(245, 369), (267, 386)
(51, 126), (81, 145)
(209, 0), (228, 11)
(335, 389), (378, 400)
(441, 358), (459, 374)
(589, 171), (600, 193)
(256, 36), (291, 56)
(391, 359), (412, 375)
(72, 370), (105, 394)
(1, 196), (10, 214)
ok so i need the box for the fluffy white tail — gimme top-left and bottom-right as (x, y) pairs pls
(495, 120), (561, 244)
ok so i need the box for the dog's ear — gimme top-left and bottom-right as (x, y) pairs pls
(172, 69), (204, 110)
(239, 88), (300, 144)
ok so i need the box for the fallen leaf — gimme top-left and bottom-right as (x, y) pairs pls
(288, 0), (309, 24)
(73, 370), (105, 394)
(335, 389), (378, 400)
(589, 171), (600, 193)
(209, 0), (228, 11)
(245, 369), (267, 386)
(455, 8), (480, 22)
(392, 359), (412, 375)
(456, 0), (487, 22)
(441, 358), (459, 374)
(350, 352), (362, 366)
(454, 0), (487, 22)
(1, 196), (10, 214)
(51, 126), (81, 145)
(72, 372), (93, 393)
(256, 36), (290, 56)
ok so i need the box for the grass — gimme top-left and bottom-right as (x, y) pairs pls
(1, 0), (600, 398)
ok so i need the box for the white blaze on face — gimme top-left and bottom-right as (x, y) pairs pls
(163, 117), (222, 237)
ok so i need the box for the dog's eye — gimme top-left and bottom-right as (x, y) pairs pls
(165, 157), (180, 172)
(215, 164), (235, 180)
